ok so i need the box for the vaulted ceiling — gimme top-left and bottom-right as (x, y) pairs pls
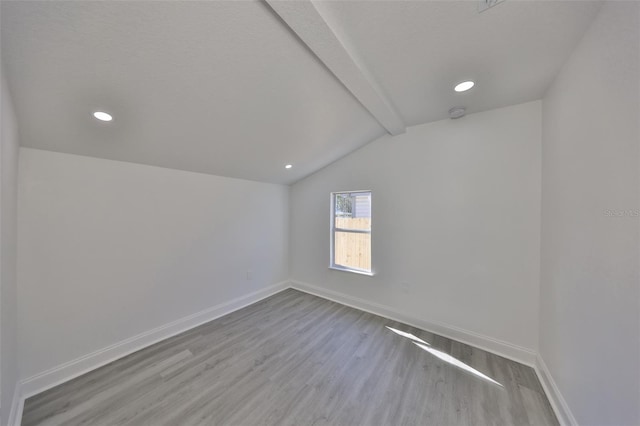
(1, 1), (601, 184)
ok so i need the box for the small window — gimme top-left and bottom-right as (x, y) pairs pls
(330, 191), (372, 275)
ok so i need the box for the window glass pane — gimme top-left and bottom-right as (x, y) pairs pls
(334, 193), (353, 217)
(334, 192), (371, 230)
(334, 231), (371, 271)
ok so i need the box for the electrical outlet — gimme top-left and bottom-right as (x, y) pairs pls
(400, 282), (411, 294)
(246, 270), (253, 280)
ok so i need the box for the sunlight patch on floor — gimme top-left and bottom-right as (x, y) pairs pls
(385, 325), (503, 387)
(385, 326), (430, 345)
(413, 342), (503, 387)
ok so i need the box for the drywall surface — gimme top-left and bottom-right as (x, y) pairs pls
(0, 69), (18, 425)
(540, 2), (640, 425)
(17, 148), (289, 379)
(0, 71), (20, 425)
(290, 101), (541, 353)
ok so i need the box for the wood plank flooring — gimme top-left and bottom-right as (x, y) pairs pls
(22, 289), (558, 426)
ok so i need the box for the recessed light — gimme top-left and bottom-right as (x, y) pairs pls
(454, 81), (475, 92)
(93, 111), (113, 122)
(285, 164), (293, 169)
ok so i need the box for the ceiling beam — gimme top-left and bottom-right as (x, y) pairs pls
(265, 0), (406, 135)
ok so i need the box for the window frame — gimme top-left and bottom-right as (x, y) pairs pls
(329, 190), (374, 276)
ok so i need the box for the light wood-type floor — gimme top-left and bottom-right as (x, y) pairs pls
(22, 289), (558, 426)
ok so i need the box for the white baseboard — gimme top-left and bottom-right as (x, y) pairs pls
(290, 280), (537, 367)
(7, 382), (24, 426)
(11, 280), (569, 426)
(534, 354), (577, 426)
(290, 281), (577, 426)
(18, 281), (289, 404)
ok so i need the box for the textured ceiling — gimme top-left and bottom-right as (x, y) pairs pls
(1, 1), (601, 184)
(0, 1), (385, 184)
(314, 0), (602, 126)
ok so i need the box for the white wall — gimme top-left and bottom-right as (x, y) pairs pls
(17, 148), (289, 379)
(290, 101), (541, 356)
(0, 71), (20, 425)
(540, 2), (639, 425)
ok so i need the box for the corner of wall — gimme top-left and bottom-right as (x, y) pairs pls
(7, 383), (24, 426)
(534, 355), (577, 426)
(1, 66), (22, 426)
(287, 184), (294, 282)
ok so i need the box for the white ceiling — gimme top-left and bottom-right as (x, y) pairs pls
(1, 1), (601, 184)
(314, 0), (602, 127)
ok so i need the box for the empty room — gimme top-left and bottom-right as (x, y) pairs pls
(0, 0), (638, 425)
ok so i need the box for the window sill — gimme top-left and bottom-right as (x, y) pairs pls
(329, 266), (375, 277)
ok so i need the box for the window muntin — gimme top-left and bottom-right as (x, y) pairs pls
(330, 191), (372, 274)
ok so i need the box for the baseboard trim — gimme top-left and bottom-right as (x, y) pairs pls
(290, 280), (537, 367)
(534, 354), (577, 426)
(12, 280), (565, 426)
(7, 382), (24, 426)
(18, 281), (289, 404)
